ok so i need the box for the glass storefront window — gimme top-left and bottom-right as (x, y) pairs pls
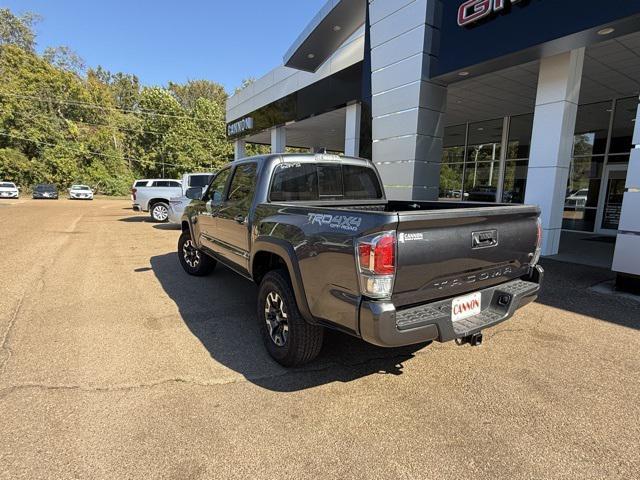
(440, 124), (466, 200)
(610, 97), (639, 154)
(573, 101), (612, 156)
(439, 95), (635, 230)
(608, 153), (630, 164)
(502, 160), (528, 204)
(465, 119), (503, 202)
(562, 156), (604, 231)
(439, 163), (465, 199)
(507, 114), (533, 160)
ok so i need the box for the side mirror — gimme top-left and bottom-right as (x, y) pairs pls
(185, 187), (202, 200)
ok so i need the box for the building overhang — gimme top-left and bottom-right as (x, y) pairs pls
(284, 0), (366, 72)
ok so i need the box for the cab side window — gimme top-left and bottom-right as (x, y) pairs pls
(152, 180), (181, 188)
(227, 163), (258, 204)
(206, 168), (231, 204)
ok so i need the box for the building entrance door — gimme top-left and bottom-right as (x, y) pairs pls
(595, 164), (628, 235)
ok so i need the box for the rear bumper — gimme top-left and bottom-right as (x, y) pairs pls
(132, 204), (141, 212)
(359, 266), (544, 348)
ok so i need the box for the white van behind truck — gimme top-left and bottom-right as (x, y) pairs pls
(131, 173), (213, 222)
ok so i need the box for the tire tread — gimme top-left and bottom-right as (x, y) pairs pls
(258, 270), (323, 366)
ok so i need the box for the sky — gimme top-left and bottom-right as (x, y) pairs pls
(4, 0), (327, 93)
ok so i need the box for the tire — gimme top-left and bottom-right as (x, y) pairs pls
(257, 270), (324, 367)
(151, 202), (169, 222)
(177, 230), (216, 276)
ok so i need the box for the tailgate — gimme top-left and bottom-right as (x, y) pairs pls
(393, 205), (539, 308)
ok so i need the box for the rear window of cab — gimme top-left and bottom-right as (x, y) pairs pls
(269, 163), (383, 202)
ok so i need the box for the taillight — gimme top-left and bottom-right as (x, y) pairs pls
(356, 231), (396, 298)
(531, 218), (543, 266)
(131, 188), (137, 200)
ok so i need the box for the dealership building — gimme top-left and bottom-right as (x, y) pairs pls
(226, 0), (640, 292)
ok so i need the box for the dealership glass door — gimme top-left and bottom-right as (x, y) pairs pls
(595, 165), (627, 234)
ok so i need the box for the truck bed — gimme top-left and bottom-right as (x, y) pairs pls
(269, 199), (540, 308)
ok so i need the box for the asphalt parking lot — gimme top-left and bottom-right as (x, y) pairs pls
(1, 198), (639, 479)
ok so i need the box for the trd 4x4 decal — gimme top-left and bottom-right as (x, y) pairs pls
(307, 213), (362, 232)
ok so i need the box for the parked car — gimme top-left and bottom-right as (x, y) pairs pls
(131, 173), (214, 222)
(467, 186), (498, 202)
(177, 154), (544, 366)
(68, 184), (94, 200)
(0, 182), (19, 199)
(565, 188), (588, 208)
(32, 184), (59, 200)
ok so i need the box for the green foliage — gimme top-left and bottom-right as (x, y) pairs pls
(43, 46), (85, 75)
(0, 147), (31, 181)
(0, 8), (235, 195)
(0, 9), (39, 52)
(169, 79), (227, 110)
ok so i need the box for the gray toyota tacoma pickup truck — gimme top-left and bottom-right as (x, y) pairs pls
(178, 154), (544, 366)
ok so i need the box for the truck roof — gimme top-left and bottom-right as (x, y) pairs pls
(233, 153), (374, 169)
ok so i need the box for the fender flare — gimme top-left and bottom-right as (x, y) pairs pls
(181, 215), (199, 248)
(251, 237), (316, 325)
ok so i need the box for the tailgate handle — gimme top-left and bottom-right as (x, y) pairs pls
(472, 230), (498, 249)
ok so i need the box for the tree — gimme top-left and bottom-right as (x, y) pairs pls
(0, 8), (39, 52)
(89, 66), (140, 110)
(0, 6), (238, 193)
(169, 79), (227, 111)
(43, 46), (85, 75)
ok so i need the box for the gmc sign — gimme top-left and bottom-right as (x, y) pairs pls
(458, 0), (523, 27)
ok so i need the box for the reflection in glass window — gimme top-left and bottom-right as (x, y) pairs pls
(562, 157), (604, 231)
(440, 124), (466, 200)
(228, 163), (257, 203)
(318, 165), (343, 197)
(610, 97), (639, 154)
(502, 160), (529, 204)
(507, 114), (533, 160)
(573, 101), (611, 156)
(270, 164), (318, 202)
(439, 163), (465, 199)
(465, 119), (503, 202)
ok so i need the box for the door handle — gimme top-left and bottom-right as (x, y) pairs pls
(234, 215), (245, 224)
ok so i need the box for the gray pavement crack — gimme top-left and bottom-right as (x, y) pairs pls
(0, 292), (25, 378)
(0, 214), (84, 381)
(0, 351), (422, 398)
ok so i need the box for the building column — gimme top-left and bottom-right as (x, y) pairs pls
(271, 126), (287, 154)
(369, 0), (447, 200)
(525, 48), (585, 256)
(612, 99), (640, 293)
(234, 139), (246, 160)
(345, 103), (362, 157)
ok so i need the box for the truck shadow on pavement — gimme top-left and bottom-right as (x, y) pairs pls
(537, 260), (640, 331)
(119, 215), (152, 223)
(150, 253), (428, 392)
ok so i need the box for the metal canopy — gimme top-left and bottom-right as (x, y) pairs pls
(284, 0), (366, 72)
